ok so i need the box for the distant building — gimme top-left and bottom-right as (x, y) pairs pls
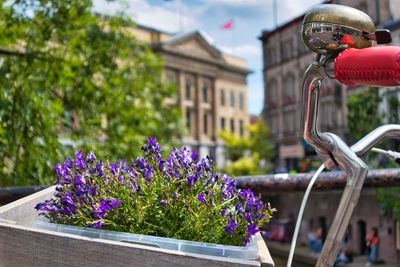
(132, 26), (251, 167)
(380, 18), (400, 125)
(259, 0), (395, 171)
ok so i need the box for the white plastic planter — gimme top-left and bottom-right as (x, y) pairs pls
(0, 186), (274, 267)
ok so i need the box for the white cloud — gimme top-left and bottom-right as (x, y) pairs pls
(203, 0), (265, 7)
(220, 44), (261, 58)
(92, 0), (200, 33)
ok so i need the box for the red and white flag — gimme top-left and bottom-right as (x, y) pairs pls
(220, 19), (234, 30)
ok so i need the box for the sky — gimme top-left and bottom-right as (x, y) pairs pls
(92, 0), (323, 115)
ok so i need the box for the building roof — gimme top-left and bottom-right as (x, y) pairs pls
(160, 30), (223, 59)
(152, 30), (251, 73)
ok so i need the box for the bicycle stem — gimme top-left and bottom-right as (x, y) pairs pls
(301, 57), (369, 267)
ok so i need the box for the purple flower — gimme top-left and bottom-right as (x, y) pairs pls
(196, 193), (206, 204)
(86, 151), (96, 163)
(74, 173), (85, 186)
(221, 206), (228, 216)
(62, 195), (74, 207)
(135, 158), (153, 180)
(224, 217), (238, 234)
(158, 160), (164, 171)
(59, 195), (76, 214)
(108, 198), (122, 209)
(90, 220), (104, 229)
(109, 163), (119, 176)
(244, 213), (252, 223)
(235, 203), (244, 214)
(160, 199), (167, 206)
(35, 201), (58, 213)
(187, 174), (196, 187)
(93, 198), (122, 219)
(54, 163), (71, 184)
(147, 136), (161, 153)
(64, 157), (74, 168)
(75, 184), (84, 196)
(93, 204), (107, 219)
(238, 189), (253, 200)
(87, 186), (96, 196)
(74, 150), (86, 169)
(94, 161), (104, 177)
(191, 150), (199, 161)
(178, 147), (192, 166)
(246, 223), (259, 237)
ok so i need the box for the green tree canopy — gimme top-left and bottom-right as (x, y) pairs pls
(0, 0), (182, 186)
(347, 87), (382, 141)
(220, 118), (274, 176)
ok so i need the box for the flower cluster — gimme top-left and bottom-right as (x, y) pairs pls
(35, 137), (275, 246)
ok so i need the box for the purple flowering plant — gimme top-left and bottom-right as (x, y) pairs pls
(35, 137), (275, 246)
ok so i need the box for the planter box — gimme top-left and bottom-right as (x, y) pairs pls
(0, 186), (274, 267)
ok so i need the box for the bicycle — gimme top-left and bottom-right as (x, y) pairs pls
(287, 4), (400, 267)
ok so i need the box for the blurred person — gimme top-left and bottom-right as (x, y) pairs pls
(308, 227), (323, 257)
(365, 227), (379, 266)
(335, 247), (353, 265)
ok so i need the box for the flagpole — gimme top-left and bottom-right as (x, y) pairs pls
(232, 19), (236, 54)
(178, 0), (183, 32)
(273, 0), (277, 27)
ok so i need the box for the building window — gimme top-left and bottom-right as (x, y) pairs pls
(202, 82), (208, 102)
(185, 109), (191, 133)
(267, 79), (277, 108)
(239, 120), (244, 136)
(230, 90), (235, 107)
(220, 117), (225, 130)
(203, 113), (208, 135)
(185, 78), (191, 99)
(239, 92), (244, 110)
(230, 119), (235, 133)
(284, 74), (295, 104)
(281, 38), (294, 61)
(220, 89), (225, 106)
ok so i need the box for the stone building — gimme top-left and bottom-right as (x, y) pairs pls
(132, 25), (250, 167)
(260, 0), (395, 171)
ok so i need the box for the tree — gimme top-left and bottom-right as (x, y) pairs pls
(220, 118), (275, 176)
(348, 88), (400, 219)
(0, 0), (182, 186)
(347, 87), (382, 141)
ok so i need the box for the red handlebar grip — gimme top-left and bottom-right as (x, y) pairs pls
(334, 46), (400, 87)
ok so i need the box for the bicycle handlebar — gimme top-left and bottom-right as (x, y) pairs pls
(334, 46), (400, 87)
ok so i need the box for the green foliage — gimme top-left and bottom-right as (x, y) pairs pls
(347, 87), (382, 141)
(378, 187), (400, 220)
(0, 0), (182, 186)
(348, 88), (400, 219)
(220, 119), (274, 176)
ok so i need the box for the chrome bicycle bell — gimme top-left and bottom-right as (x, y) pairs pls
(301, 4), (391, 55)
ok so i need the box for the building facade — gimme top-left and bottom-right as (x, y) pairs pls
(133, 26), (250, 167)
(260, 0), (395, 171)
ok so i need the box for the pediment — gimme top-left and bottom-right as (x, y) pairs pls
(164, 32), (223, 60)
